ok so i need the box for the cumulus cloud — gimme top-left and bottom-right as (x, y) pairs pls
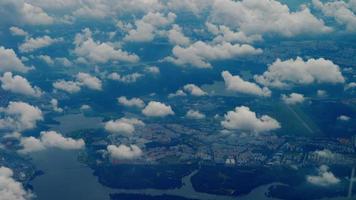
(19, 131), (85, 153)
(9, 26), (28, 36)
(0, 72), (42, 97)
(165, 41), (262, 68)
(107, 72), (143, 84)
(281, 93), (305, 105)
(307, 165), (340, 186)
(107, 144), (142, 160)
(168, 89), (187, 98)
(50, 98), (63, 113)
(313, 149), (335, 159)
(0, 166), (34, 200)
(38, 55), (54, 65)
(145, 66), (160, 75)
(123, 12), (176, 42)
(76, 72), (102, 91)
(222, 71), (271, 97)
(142, 101), (174, 117)
(183, 84), (207, 96)
(0, 46), (31, 73)
(221, 106), (280, 134)
(105, 118), (144, 135)
(19, 36), (62, 53)
(74, 28), (139, 64)
(53, 80), (81, 93)
(118, 96), (145, 108)
(186, 110), (205, 119)
(255, 57), (345, 88)
(313, 0), (356, 32)
(167, 24), (191, 46)
(210, 0), (332, 37)
(337, 115), (350, 121)
(0, 101), (43, 132)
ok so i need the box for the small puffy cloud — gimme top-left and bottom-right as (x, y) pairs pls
(38, 55), (54, 65)
(118, 96), (145, 108)
(165, 41), (262, 68)
(0, 46), (30, 73)
(337, 115), (350, 121)
(255, 57), (345, 88)
(307, 165), (340, 186)
(313, 149), (335, 159)
(19, 35), (62, 53)
(74, 28), (139, 64)
(221, 106), (280, 134)
(145, 66), (160, 75)
(76, 72), (102, 91)
(107, 72), (143, 84)
(167, 24), (190, 46)
(211, 0), (332, 37)
(186, 110), (205, 119)
(105, 118), (144, 135)
(107, 144), (142, 160)
(55, 57), (72, 67)
(50, 98), (63, 113)
(317, 90), (327, 97)
(281, 93), (305, 105)
(80, 104), (91, 110)
(168, 89), (187, 98)
(0, 72), (42, 97)
(183, 84), (207, 96)
(0, 101), (43, 132)
(313, 0), (356, 32)
(9, 26), (28, 36)
(142, 101), (174, 117)
(123, 12), (176, 42)
(345, 82), (356, 90)
(53, 80), (81, 93)
(0, 166), (34, 200)
(19, 131), (85, 153)
(222, 71), (271, 97)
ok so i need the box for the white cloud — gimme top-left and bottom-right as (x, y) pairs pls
(38, 55), (54, 65)
(142, 101), (174, 117)
(9, 26), (28, 36)
(19, 36), (61, 53)
(165, 41), (262, 68)
(313, 0), (356, 32)
(0, 46), (31, 73)
(50, 98), (63, 113)
(167, 24), (191, 46)
(107, 144), (142, 160)
(313, 149), (335, 159)
(255, 57), (345, 88)
(221, 106), (280, 134)
(123, 12), (176, 42)
(183, 84), (207, 96)
(281, 93), (305, 105)
(55, 57), (72, 67)
(74, 28), (139, 64)
(107, 72), (143, 84)
(53, 80), (81, 93)
(0, 166), (34, 200)
(186, 110), (205, 119)
(19, 131), (85, 153)
(307, 165), (340, 186)
(0, 72), (42, 97)
(118, 96), (145, 108)
(0, 101), (43, 132)
(317, 90), (327, 97)
(337, 115), (350, 121)
(76, 72), (102, 91)
(145, 66), (160, 75)
(104, 118), (144, 135)
(168, 89), (187, 98)
(210, 0), (332, 37)
(222, 71), (271, 97)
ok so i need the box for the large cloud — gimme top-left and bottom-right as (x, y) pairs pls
(19, 131), (85, 153)
(221, 106), (280, 134)
(165, 41), (262, 68)
(255, 57), (345, 88)
(0, 166), (34, 200)
(0, 47), (31, 73)
(104, 118), (144, 135)
(0, 72), (42, 97)
(142, 101), (174, 117)
(74, 28), (139, 64)
(210, 0), (332, 37)
(307, 165), (340, 186)
(0, 101), (43, 132)
(107, 144), (142, 160)
(222, 71), (271, 97)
